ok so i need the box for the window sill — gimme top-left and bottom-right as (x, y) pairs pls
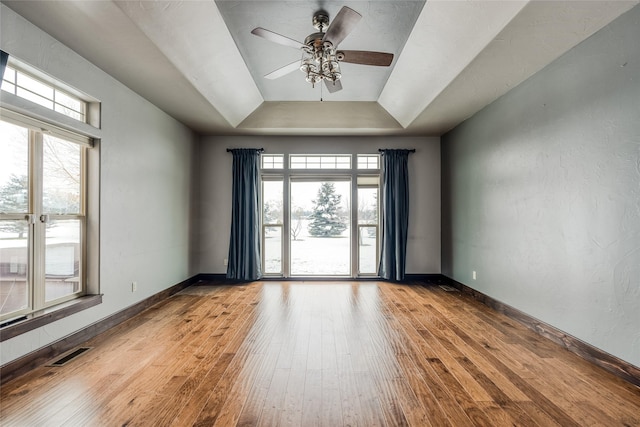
(0, 295), (102, 342)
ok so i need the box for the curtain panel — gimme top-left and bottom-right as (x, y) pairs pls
(0, 50), (8, 82)
(226, 148), (262, 281)
(378, 149), (413, 281)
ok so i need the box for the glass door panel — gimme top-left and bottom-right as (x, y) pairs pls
(290, 180), (351, 276)
(262, 179), (283, 275)
(357, 185), (379, 275)
(263, 225), (282, 274)
(358, 226), (378, 274)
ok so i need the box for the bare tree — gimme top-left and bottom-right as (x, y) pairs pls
(291, 207), (304, 240)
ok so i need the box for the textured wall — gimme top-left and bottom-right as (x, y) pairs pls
(194, 135), (440, 275)
(1, 5), (195, 365)
(442, 5), (640, 366)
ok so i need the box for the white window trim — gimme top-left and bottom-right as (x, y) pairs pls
(1, 108), (93, 147)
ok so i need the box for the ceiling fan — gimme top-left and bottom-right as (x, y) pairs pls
(251, 6), (394, 93)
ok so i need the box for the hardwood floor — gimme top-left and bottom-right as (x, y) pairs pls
(1, 281), (639, 426)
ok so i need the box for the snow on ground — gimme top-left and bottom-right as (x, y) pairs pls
(265, 220), (377, 275)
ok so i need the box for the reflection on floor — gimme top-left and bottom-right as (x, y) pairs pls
(1, 281), (639, 426)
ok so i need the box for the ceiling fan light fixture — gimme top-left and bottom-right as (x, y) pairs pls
(252, 6), (393, 93)
(299, 43), (342, 87)
(306, 75), (321, 86)
(300, 54), (317, 72)
(322, 59), (341, 80)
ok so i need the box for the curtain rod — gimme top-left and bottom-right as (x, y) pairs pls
(378, 149), (416, 153)
(226, 148), (265, 152)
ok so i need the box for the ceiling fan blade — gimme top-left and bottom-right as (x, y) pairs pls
(322, 6), (362, 47)
(251, 27), (305, 50)
(324, 79), (343, 93)
(338, 50), (394, 67)
(264, 60), (301, 80)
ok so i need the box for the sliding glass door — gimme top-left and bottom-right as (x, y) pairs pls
(290, 179), (351, 276)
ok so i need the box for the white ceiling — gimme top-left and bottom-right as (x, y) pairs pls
(3, 0), (638, 136)
(216, 1), (424, 102)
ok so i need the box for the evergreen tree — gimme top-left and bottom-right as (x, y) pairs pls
(307, 182), (347, 237)
(0, 174), (29, 238)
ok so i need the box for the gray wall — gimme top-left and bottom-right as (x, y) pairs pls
(193, 136), (441, 275)
(442, 5), (640, 366)
(1, 5), (196, 365)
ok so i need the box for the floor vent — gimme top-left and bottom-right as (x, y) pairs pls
(47, 347), (92, 367)
(439, 285), (459, 292)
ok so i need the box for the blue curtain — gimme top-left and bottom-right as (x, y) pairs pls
(227, 149), (262, 281)
(0, 50), (8, 83)
(378, 149), (412, 281)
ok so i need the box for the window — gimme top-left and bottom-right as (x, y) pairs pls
(262, 154), (284, 169)
(2, 64), (88, 123)
(0, 113), (94, 321)
(261, 154), (379, 278)
(357, 154), (380, 169)
(290, 155), (351, 169)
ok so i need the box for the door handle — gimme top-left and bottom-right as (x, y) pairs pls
(39, 214), (50, 223)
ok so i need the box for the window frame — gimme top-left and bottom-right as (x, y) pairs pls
(0, 54), (101, 337)
(261, 154), (284, 170)
(260, 153), (380, 278)
(2, 64), (88, 124)
(290, 154), (352, 170)
(1, 109), (98, 324)
(357, 154), (380, 170)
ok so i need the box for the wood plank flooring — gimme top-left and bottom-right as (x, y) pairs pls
(1, 281), (639, 426)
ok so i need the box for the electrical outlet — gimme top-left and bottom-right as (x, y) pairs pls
(472, 271), (477, 280)
(223, 258), (228, 266)
(131, 281), (137, 292)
